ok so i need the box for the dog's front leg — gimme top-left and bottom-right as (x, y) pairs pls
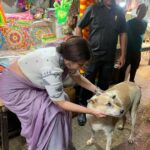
(105, 130), (113, 150)
(86, 128), (95, 146)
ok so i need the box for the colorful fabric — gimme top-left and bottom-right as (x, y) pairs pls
(29, 21), (56, 49)
(6, 11), (33, 20)
(4, 27), (31, 50)
(0, 69), (72, 150)
(1, 11), (56, 50)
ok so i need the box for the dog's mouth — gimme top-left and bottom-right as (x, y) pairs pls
(105, 113), (122, 118)
(105, 109), (125, 118)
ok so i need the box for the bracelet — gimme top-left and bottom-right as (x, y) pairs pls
(94, 86), (103, 96)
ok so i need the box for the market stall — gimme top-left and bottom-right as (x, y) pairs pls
(0, 1), (150, 150)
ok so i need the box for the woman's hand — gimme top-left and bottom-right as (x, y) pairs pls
(92, 109), (106, 118)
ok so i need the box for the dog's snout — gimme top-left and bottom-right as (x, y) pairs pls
(120, 109), (124, 114)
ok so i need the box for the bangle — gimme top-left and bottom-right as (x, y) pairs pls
(94, 86), (103, 96)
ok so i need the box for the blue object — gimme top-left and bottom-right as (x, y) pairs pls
(0, 58), (10, 67)
(0, 31), (5, 49)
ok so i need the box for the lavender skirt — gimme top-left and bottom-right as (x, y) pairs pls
(0, 69), (72, 150)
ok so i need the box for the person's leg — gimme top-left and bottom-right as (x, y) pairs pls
(129, 51), (141, 82)
(117, 51), (131, 82)
(77, 62), (97, 126)
(97, 62), (113, 90)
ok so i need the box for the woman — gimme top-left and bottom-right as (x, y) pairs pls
(0, 36), (105, 150)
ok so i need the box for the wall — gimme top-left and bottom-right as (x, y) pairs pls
(2, 0), (50, 13)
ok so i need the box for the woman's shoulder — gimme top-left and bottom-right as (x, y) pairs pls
(34, 47), (57, 56)
(18, 47), (61, 67)
(21, 47), (58, 59)
(35, 47), (62, 68)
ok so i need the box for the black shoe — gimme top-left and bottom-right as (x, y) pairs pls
(77, 113), (86, 126)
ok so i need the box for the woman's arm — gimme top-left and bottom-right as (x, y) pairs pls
(70, 73), (102, 94)
(54, 100), (105, 117)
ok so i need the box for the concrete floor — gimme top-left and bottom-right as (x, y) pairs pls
(1, 51), (150, 150)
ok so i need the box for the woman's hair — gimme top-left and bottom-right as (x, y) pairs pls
(57, 36), (91, 62)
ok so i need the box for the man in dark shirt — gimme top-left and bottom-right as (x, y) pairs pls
(75, 0), (127, 126)
(119, 3), (148, 82)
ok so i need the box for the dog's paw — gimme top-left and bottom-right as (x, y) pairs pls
(86, 138), (95, 146)
(117, 124), (124, 130)
(128, 138), (134, 144)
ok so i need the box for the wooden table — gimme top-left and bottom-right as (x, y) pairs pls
(0, 100), (9, 150)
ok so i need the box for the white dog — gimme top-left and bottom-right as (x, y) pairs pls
(86, 81), (141, 150)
